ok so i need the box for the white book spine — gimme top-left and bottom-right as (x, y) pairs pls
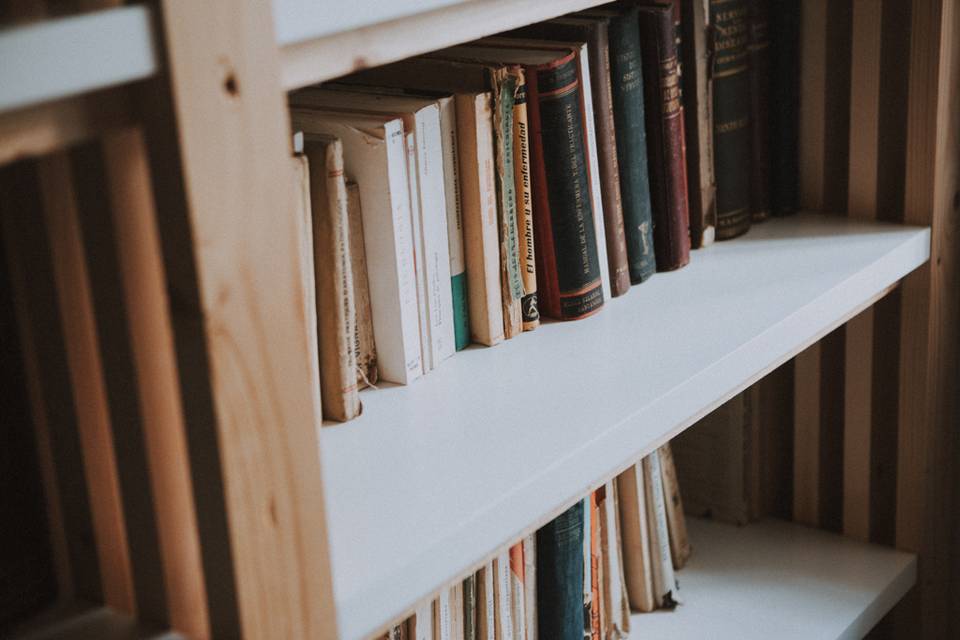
(484, 561), (497, 640)
(437, 588), (453, 640)
(437, 95), (466, 302)
(648, 453), (679, 606)
(577, 43), (612, 304)
(406, 131), (432, 373)
(522, 535), (537, 640)
(414, 601), (434, 640)
(508, 546), (526, 640)
(495, 551), (514, 640)
(416, 106), (456, 365)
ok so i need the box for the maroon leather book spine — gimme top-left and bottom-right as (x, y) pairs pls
(637, 3), (691, 271)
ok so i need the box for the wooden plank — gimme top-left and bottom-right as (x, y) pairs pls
(843, 0), (884, 543)
(279, 0), (609, 90)
(793, 342), (821, 527)
(138, 1), (336, 637)
(37, 151), (135, 613)
(758, 361), (794, 520)
(798, 0), (827, 211)
(818, 327), (845, 534)
(896, 0), (960, 637)
(102, 126), (211, 638)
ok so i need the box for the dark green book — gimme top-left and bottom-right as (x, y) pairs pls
(463, 574), (477, 640)
(769, 0), (800, 215)
(537, 501), (585, 640)
(711, 0), (753, 239)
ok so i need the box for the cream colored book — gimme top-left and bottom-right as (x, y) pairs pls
(512, 74), (539, 332)
(600, 481), (630, 639)
(411, 601), (435, 640)
(301, 135), (360, 422)
(345, 181), (378, 387)
(290, 152), (323, 426)
(437, 587), (453, 640)
(657, 443), (692, 569)
(494, 550), (514, 640)
(478, 563), (497, 640)
(616, 463), (654, 612)
(450, 582), (465, 640)
(508, 543), (526, 640)
(522, 535), (537, 640)
(291, 109), (422, 384)
(644, 454), (679, 609)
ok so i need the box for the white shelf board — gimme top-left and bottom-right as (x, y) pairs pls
(630, 518), (917, 640)
(279, 0), (610, 90)
(0, 7), (156, 114)
(318, 213), (929, 639)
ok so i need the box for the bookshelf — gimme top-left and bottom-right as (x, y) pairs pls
(0, 1), (957, 640)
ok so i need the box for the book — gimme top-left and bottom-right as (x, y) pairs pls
(710, 0), (753, 239)
(300, 135), (361, 422)
(290, 153), (324, 425)
(748, 0), (772, 223)
(589, 492), (601, 640)
(616, 463), (654, 612)
(495, 550), (515, 640)
(344, 61), (507, 346)
(522, 535), (538, 640)
(292, 89), (456, 370)
(769, 0), (800, 216)
(512, 75), (541, 330)
(451, 582), (466, 640)
(643, 453), (679, 609)
(479, 562), (497, 640)
(508, 543), (527, 640)
(681, 0), (718, 247)
(537, 501), (585, 640)
(437, 587), (453, 640)
(463, 574), (478, 640)
(657, 443), (691, 569)
(411, 601), (435, 640)
(444, 44), (605, 320)
(382, 623), (408, 640)
(636, 3), (692, 271)
(346, 181), (379, 387)
(582, 496), (592, 639)
(291, 109), (422, 384)
(598, 481), (630, 639)
(505, 17), (633, 297)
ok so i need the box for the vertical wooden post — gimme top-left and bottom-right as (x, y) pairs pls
(139, 1), (337, 638)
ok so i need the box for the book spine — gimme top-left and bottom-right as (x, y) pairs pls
(522, 535), (538, 640)
(582, 496), (592, 638)
(769, 0), (800, 215)
(437, 588), (453, 640)
(451, 582), (465, 640)
(576, 44), (612, 304)
(406, 131), (432, 371)
(681, 0), (718, 247)
(513, 76), (541, 330)
(710, 0), (753, 238)
(748, 0), (771, 222)
(599, 481), (630, 640)
(413, 601), (434, 640)
(509, 543), (527, 640)
(306, 138), (361, 422)
(644, 454), (678, 609)
(438, 97), (472, 350)
(346, 182), (379, 387)
(493, 69), (525, 339)
(463, 574), (478, 640)
(615, 464), (654, 612)
(606, 7), (657, 283)
(590, 492), (601, 640)
(657, 444), (691, 569)
(481, 562), (496, 640)
(637, 4), (692, 271)
(495, 550), (515, 640)
(456, 93), (505, 346)
(536, 501), (585, 640)
(587, 21), (632, 297)
(527, 54), (605, 320)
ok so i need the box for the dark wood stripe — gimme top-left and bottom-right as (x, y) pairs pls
(759, 360), (795, 520)
(822, 0), (854, 213)
(69, 141), (169, 625)
(875, 0), (912, 224)
(818, 327), (845, 533)
(0, 161), (103, 603)
(870, 288), (901, 547)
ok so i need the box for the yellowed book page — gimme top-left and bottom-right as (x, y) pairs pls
(346, 181), (378, 388)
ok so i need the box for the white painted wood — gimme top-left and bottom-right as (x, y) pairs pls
(629, 518), (917, 640)
(319, 213), (929, 640)
(0, 7), (156, 114)
(279, 0), (610, 90)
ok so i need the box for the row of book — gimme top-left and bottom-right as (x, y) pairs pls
(292, 0), (799, 421)
(375, 444), (691, 640)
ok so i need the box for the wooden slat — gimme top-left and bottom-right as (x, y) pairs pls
(137, 0), (337, 637)
(793, 342), (820, 527)
(818, 327), (844, 533)
(103, 126), (211, 638)
(798, 0), (827, 211)
(37, 151), (135, 613)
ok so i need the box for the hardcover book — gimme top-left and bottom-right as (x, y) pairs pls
(748, 0), (772, 222)
(290, 110), (422, 384)
(463, 574), (478, 640)
(644, 453), (679, 609)
(710, 0), (753, 238)
(505, 17), (633, 297)
(346, 181), (379, 387)
(769, 0), (800, 215)
(522, 535), (538, 640)
(443, 43), (606, 320)
(599, 480), (630, 639)
(537, 501), (585, 640)
(300, 135), (361, 422)
(657, 443), (692, 569)
(636, 3), (692, 270)
(681, 0), (718, 247)
(509, 543), (527, 640)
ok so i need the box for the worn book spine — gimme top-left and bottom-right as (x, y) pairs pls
(508, 543), (527, 640)
(582, 497), (592, 639)
(456, 93), (505, 346)
(681, 0), (717, 247)
(748, 0), (771, 222)
(590, 492), (601, 640)
(657, 443), (692, 569)
(405, 131), (431, 371)
(463, 574), (478, 640)
(305, 138), (361, 422)
(479, 562), (497, 640)
(492, 68), (525, 339)
(495, 550), (515, 640)
(512, 75), (540, 330)
(606, 6), (657, 282)
(412, 601), (435, 640)
(527, 53), (605, 320)
(769, 0), (800, 216)
(346, 181), (379, 387)
(711, 0), (753, 238)
(637, 4), (692, 271)
(644, 454), (678, 609)
(537, 501), (585, 640)
(616, 464), (654, 613)
(437, 96), (472, 350)
(599, 481), (630, 639)
(451, 583), (465, 640)
(522, 535), (538, 640)
(437, 589), (453, 640)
